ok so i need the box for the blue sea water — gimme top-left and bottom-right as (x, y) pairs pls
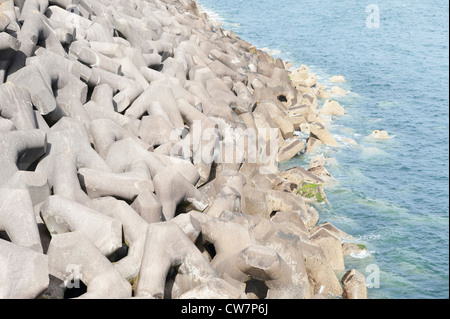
(196, 0), (449, 299)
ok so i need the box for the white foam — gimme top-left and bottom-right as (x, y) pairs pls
(261, 47), (282, 56)
(349, 250), (372, 259)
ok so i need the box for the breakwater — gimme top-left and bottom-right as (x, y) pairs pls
(0, 0), (373, 299)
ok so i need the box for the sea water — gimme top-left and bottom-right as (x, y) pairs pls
(196, 0), (449, 299)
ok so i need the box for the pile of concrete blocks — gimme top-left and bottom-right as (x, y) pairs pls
(0, 0), (366, 299)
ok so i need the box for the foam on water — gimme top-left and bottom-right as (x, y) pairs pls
(349, 250), (372, 260)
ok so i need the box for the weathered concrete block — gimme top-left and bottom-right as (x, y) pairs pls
(47, 231), (132, 299)
(89, 118), (150, 159)
(135, 222), (218, 299)
(169, 210), (211, 244)
(277, 138), (304, 162)
(9, 11), (66, 75)
(2, 170), (50, 207)
(309, 228), (345, 272)
(139, 114), (175, 147)
(320, 99), (345, 116)
(130, 190), (165, 224)
(243, 184), (270, 218)
(204, 186), (241, 218)
(104, 137), (200, 185)
(0, 32), (20, 82)
(69, 40), (121, 74)
(0, 11), (11, 33)
(40, 195), (122, 256)
(0, 129), (47, 185)
(83, 100), (140, 135)
(0, 188), (43, 252)
(90, 83), (115, 111)
(0, 117), (16, 131)
(341, 269), (367, 299)
(0, 82), (37, 130)
(270, 211), (309, 238)
(309, 122), (339, 147)
(0, 240), (49, 299)
(125, 80), (184, 133)
(35, 117), (111, 206)
(214, 244), (294, 299)
(153, 166), (209, 220)
(301, 241), (343, 297)
(311, 222), (351, 241)
(78, 163), (154, 201)
(7, 64), (57, 115)
(29, 48), (88, 103)
(82, 66), (144, 113)
(264, 230), (312, 298)
(92, 197), (149, 282)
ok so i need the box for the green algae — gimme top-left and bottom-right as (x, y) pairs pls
(298, 182), (326, 202)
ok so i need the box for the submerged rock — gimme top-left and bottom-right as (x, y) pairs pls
(342, 242), (369, 258)
(320, 99), (346, 116)
(330, 75), (346, 83)
(370, 130), (390, 139)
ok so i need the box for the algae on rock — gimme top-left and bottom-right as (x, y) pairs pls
(297, 182), (327, 203)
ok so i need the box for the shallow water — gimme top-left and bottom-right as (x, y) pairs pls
(197, 0), (449, 299)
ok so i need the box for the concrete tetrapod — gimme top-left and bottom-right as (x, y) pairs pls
(0, 188), (43, 253)
(0, 82), (37, 130)
(130, 190), (165, 224)
(198, 210), (311, 298)
(203, 185), (241, 218)
(2, 170), (51, 207)
(78, 159), (154, 201)
(125, 80), (185, 134)
(0, 129), (47, 186)
(0, 240), (49, 299)
(81, 66), (144, 113)
(135, 222), (218, 299)
(263, 228), (312, 299)
(205, 168), (247, 210)
(40, 195), (122, 256)
(301, 241), (344, 297)
(104, 137), (200, 185)
(200, 218), (253, 268)
(92, 197), (149, 283)
(0, 118), (15, 131)
(26, 49), (90, 125)
(217, 210), (312, 298)
(176, 97), (219, 185)
(35, 118), (111, 206)
(89, 118), (151, 159)
(341, 269), (367, 299)
(213, 244), (295, 299)
(83, 100), (140, 136)
(153, 165), (209, 220)
(47, 231), (132, 299)
(69, 40), (122, 74)
(0, 0), (14, 28)
(90, 83), (115, 112)
(8, 11), (66, 75)
(309, 228), (345, 272)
